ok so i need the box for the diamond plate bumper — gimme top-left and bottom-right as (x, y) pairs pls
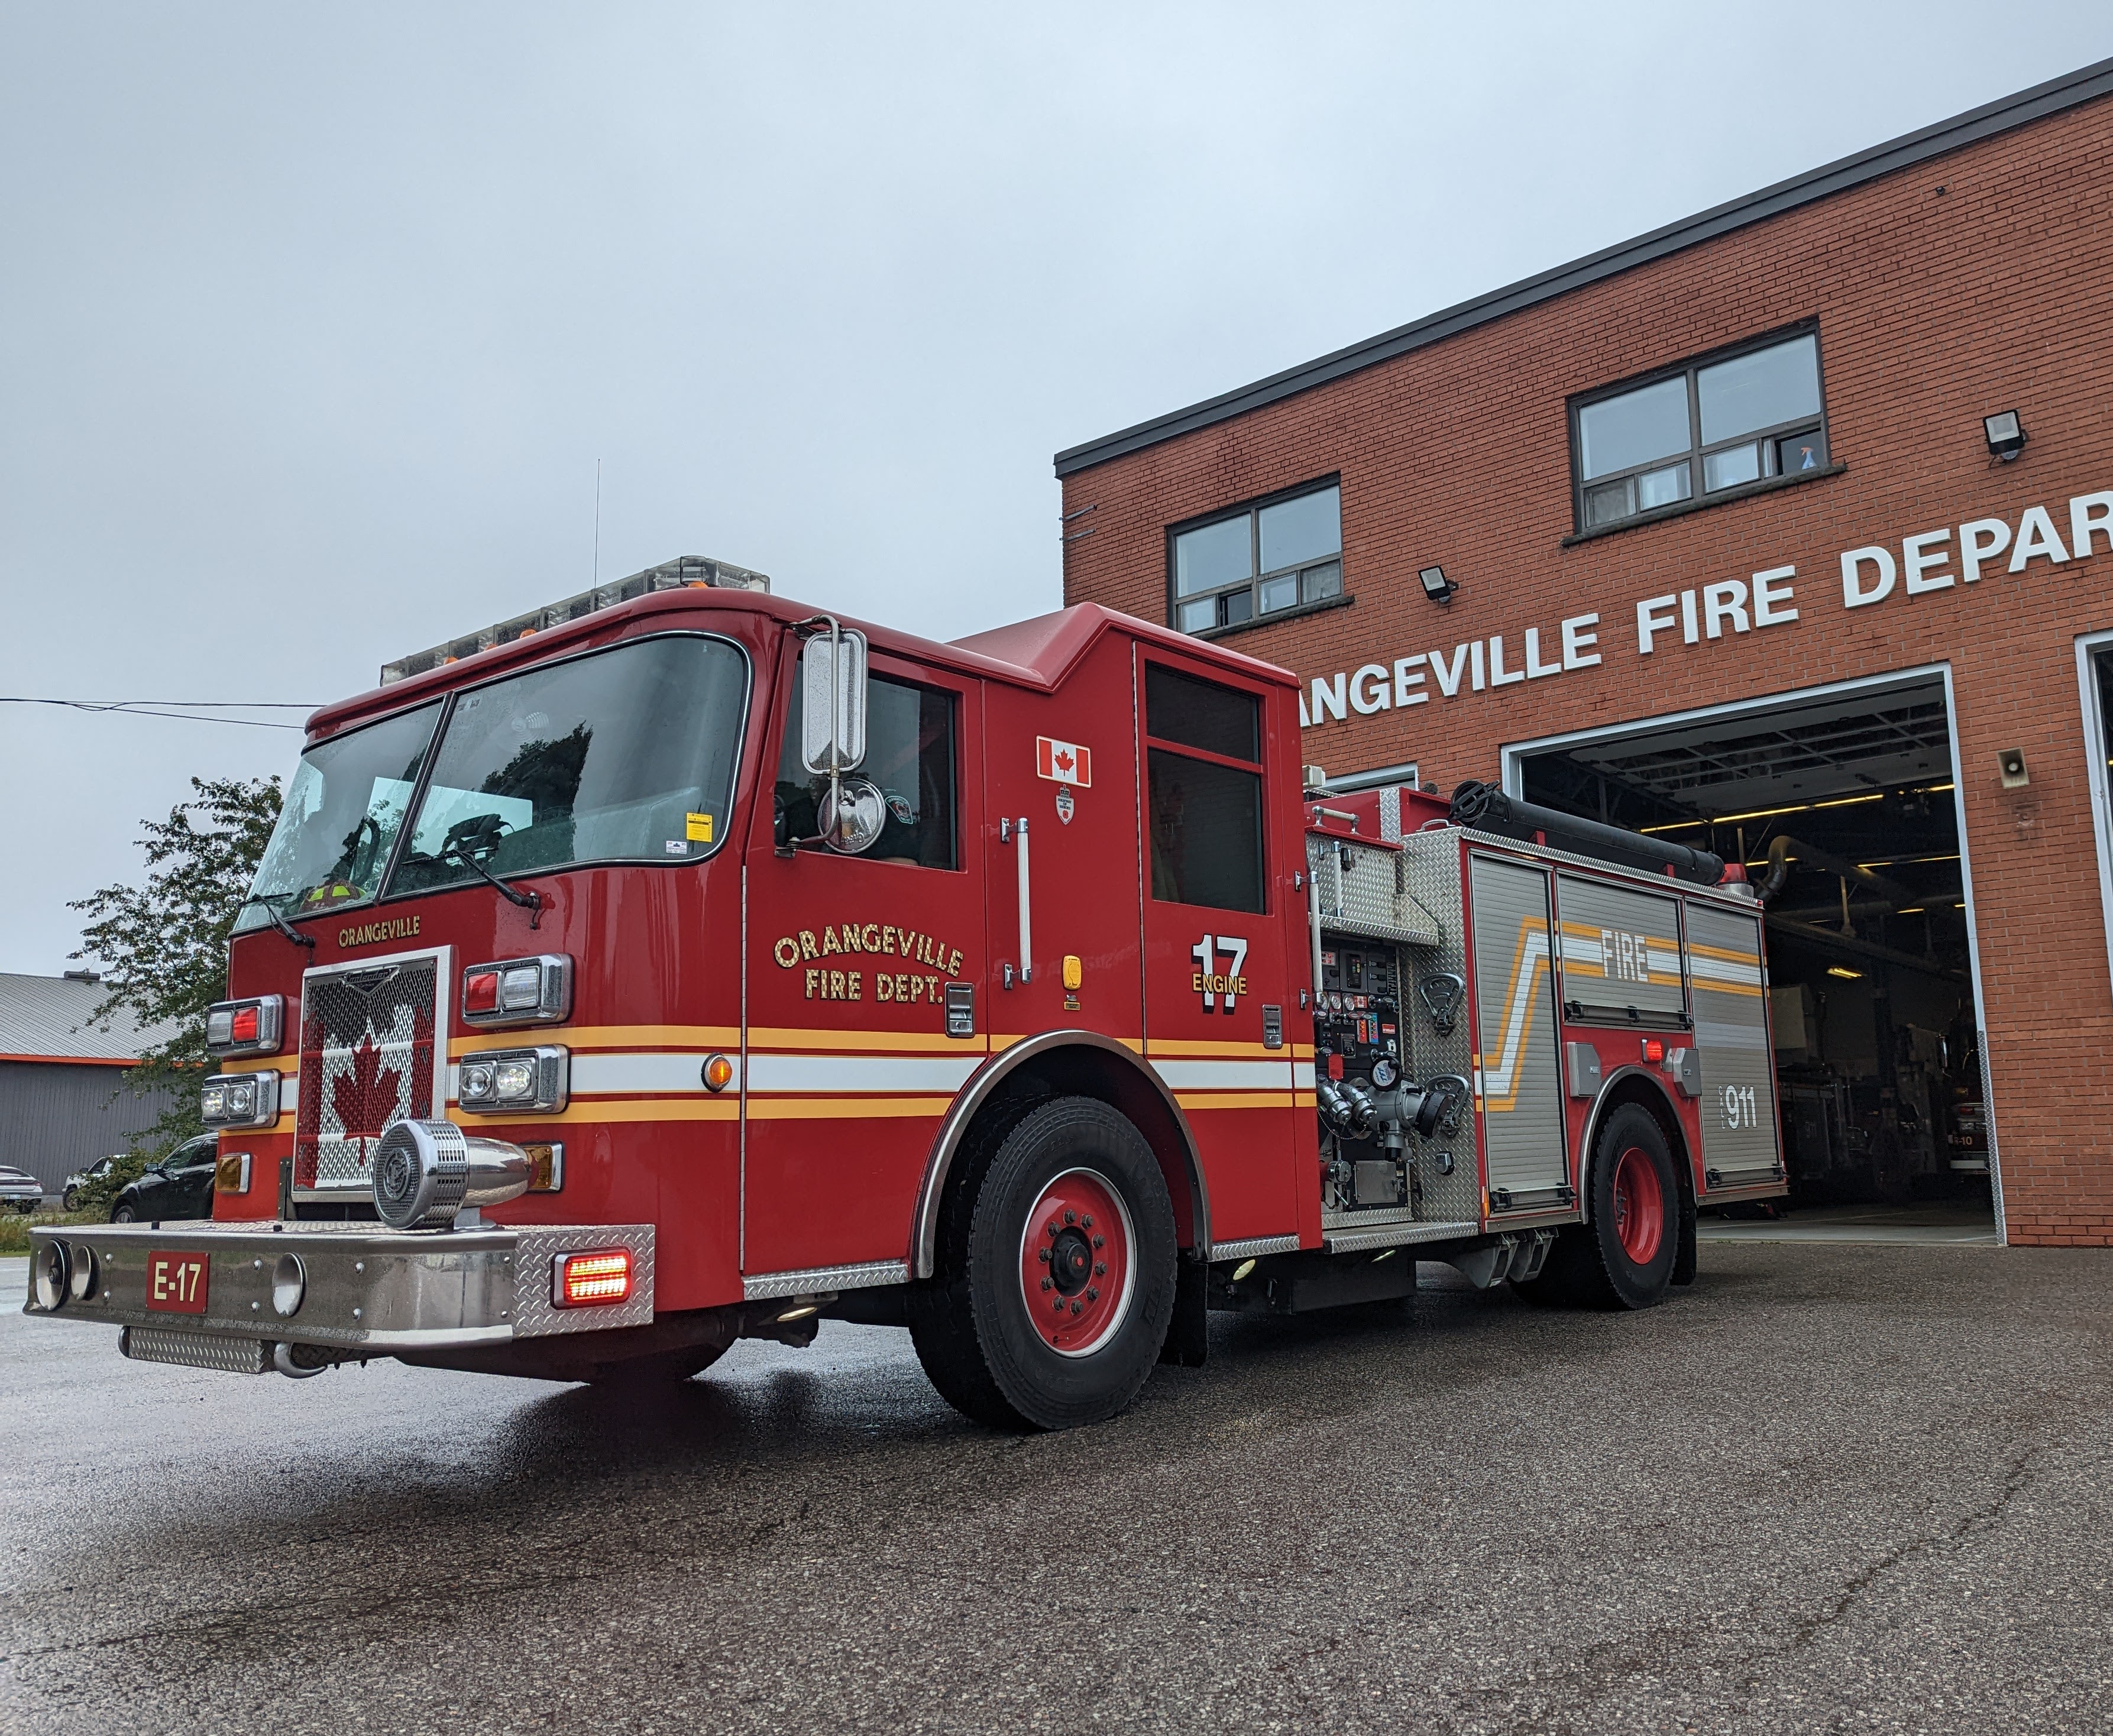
(20, 1220), (654, 1353)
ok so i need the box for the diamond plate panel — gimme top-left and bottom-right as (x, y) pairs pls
(512, 1224), (655, 1337)
(743, 1259), (907, 1300)
(1306, 835), (1442, 947)
(120, 1325), (269, 1374)
(1393, 830), (1483, 1226)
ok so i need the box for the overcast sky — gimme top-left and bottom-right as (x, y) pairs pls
(3, 4), (2107, 975)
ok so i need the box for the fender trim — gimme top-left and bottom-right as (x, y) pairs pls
(1577, 1064), (1690, 1222)
(911, 1030), (1211, 1278)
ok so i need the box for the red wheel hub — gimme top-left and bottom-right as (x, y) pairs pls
(1610, 1145), (1665, 1266)
(1019, 1168), (1135, 1356)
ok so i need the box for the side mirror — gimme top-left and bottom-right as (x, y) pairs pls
(800, 626), (868, 775)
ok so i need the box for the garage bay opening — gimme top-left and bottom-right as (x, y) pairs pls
(1509, 673), (1992, 1236)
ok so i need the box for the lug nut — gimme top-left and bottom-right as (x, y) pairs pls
(1046, 1218), (1060, 1236)
(1040, 1277), (1052, 1291)
(1086, 1287), (1099, 1302)
(1064, 1210), (1076, 1226)
(1092, 1235), (1105, 1249)
(1038, 1247), (1051, 1264)
(1094, 1262), (1106, 1277)
(1070, 1301), (1082, 1315)
(1053, 1299), (1065, 1313)
(1081, 1215), (1093, 1229)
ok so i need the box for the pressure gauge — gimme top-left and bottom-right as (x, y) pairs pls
(1372, 1058), (1398, 1089)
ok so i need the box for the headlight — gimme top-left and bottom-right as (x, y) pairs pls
(200, 1070), (279, 1129)
(204, 995), (284, 1057)
(456, 1047), (568, 1114)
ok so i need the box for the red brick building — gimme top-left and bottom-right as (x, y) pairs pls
(1055, 57), (2113, 1246)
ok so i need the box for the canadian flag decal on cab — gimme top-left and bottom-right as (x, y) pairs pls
(1036, 736), (1092, 788)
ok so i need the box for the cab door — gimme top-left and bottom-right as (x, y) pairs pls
(740, 640), (986, 1281)
(1135, 654), (1305, 1245)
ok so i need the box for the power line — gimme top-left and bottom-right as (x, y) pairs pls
(0, 698), (319, 731)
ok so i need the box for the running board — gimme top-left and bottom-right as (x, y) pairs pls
(1322, 1219), (1480, 1254)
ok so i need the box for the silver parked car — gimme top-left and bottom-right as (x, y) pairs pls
(0, 1164), (45, 1214)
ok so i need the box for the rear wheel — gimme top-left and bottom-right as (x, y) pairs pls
(911, 1096), (1176, 1430)
(110, 1203), (137, 1225)
(62, 1188), (81, 1213)
(1514, 1102), (1679, 1310)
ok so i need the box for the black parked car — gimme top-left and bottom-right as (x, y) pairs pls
(108, 1136), (219, 1224)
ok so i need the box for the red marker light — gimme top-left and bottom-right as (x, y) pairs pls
(230, 1005), (260, 1044)
(556, 1249), (632, 1307)
(1642, 1038), (1666, 1064)
(464, 971), (500, 1015)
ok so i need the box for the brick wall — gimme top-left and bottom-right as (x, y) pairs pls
(1059, 95), (2113, 1245)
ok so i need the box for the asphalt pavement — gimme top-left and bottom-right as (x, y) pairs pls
(4, 1241), (2109, 1735)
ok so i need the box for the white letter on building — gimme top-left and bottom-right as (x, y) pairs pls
(1429, 644), (1471, 697)
(2010, 505), (2070, 571)
(1393, 655), (1429, 707)
(1680, 590), (1700, 644)
(1751, 566), (1799, 627)
(1487, 637), (1525, 687)
(1311, 672), (1347, 723)
(1902, 528), (1953, 592)
(1841, 546), (1897, 609)
(1524, 627), (1560, 678)
(1636, 595), (1678, 655)
(1959, 517), (2011, 582)
(2070, 490), (2113, 559)
(1703, 579), (1751, 639)
(1350, 663), (1392, 714)
(1560, 613), (1601, 669)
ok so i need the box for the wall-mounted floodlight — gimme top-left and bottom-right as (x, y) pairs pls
(1418, 565), (1456, 603)
(1983, 410), (2026, 462)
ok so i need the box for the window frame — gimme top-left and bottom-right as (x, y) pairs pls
(1141, 657), (1271, 915)
(1567, 322), (1833, 536)
(366, 629), (755, 906)
(1166, 476), (1343, 636)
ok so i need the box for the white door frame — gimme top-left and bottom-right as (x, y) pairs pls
(2073, 631), (2113, 1003)
(1497, 663), (2004, 1243)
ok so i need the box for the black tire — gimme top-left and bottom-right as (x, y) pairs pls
(63, 1188), (81, 1213)
(1514, 1102), (1680, 1310)
(911, 1096), (1177, 1430)
(109, 1203), (137, 1225)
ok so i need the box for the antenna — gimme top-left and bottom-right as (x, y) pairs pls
(593, 458), (602, 585)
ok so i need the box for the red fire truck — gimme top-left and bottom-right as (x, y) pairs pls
(25, 556), (1784, 1429)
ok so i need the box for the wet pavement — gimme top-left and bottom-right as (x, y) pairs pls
(4, 1241), (2110, 1735)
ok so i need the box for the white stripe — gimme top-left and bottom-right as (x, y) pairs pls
(1291, 1061), (1316, 1089)
(1695, 1018), (1769, 1051)
(745, 1053), (983, 1094)
(1151, 1058), (1295, 1090)
(572, 1052), (726, 1095)
(1691, 956), (1764, 989)
(1482, 927), (1551, 1100)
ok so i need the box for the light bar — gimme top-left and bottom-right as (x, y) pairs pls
(380, 555), (771, 685)
(554, 1248), (633, 1307)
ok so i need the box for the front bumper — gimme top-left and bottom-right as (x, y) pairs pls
(21, 1220), (654, 1355)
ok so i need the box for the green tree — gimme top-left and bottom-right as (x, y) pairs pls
(70, 776), (285, 1154)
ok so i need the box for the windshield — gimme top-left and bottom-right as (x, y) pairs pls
(390, 635), (747, 896)
(236, 702), (443, 932)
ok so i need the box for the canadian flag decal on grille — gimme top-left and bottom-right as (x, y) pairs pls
(1036, 736), (1091, 788)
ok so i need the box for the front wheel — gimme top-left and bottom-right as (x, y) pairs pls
(911, 1097), (1177, 1430)
(109, 1203), (137, 1225)
(62, 1188), (81, 1213)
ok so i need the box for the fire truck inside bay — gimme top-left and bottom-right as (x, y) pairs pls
(24, 556), (1784, 1429)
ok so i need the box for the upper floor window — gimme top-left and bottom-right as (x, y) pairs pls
(1572, 329), (1827, 532)
(1171, 481), (1341, 633)
(776, 669), (959, 869)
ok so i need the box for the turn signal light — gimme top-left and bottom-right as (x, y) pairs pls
(701, 1053), (734, 1092)
(554, 1248), (632, 1307)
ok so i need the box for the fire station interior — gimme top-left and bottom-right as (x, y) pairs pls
(1513, 675), (1991, 1233)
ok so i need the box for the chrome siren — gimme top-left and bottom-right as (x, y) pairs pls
(373, 1120), (533, 1230)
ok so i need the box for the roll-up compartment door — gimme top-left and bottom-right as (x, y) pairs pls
(1686, 903), (1781, 1186)
(1468, 855), (1566, 1203)
(1554, 875), (1685, 1028)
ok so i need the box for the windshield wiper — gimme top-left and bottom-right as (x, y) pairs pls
(248, 898), (316, 951)
(446, 843), (543, 929)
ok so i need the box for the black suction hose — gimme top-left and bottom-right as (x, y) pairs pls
(1449, 780), (1726, 886)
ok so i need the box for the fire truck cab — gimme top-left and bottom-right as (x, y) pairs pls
(25, 558), (1784, 1429)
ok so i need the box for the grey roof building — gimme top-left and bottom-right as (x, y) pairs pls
(1, 972), (183, 1198)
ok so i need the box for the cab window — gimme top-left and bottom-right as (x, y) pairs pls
(777, 671), (959, 869)
(1145, 664), (1265, 913)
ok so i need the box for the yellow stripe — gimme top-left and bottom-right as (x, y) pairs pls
(1146, 1038), (1287, 1058)
(1688, 942), (1761, 964)
(748, 1095), (956, 1120)
(746, 1026), (989, 1055)
(1174, 1091), (1299, 1110)
(989, 1034), (1145, 1054)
